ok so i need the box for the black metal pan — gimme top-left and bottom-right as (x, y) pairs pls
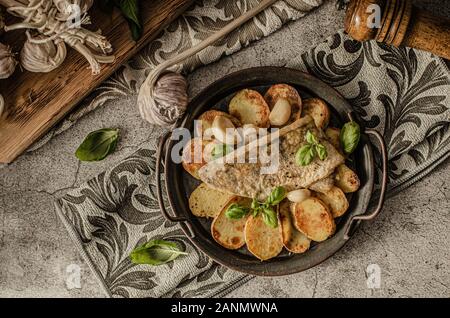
(155, 67), (387, 276)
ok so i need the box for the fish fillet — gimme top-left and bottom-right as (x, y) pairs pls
(198, 123), (344, 200)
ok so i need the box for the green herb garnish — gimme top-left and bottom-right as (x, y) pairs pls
(75, 128), (119, 162)
(130, 239), (188, 266)
(225, 187), (285, 228)
(225, 203), (250, 219)
(295, 130), (328, 166)
(211, 143), (232, 160)
(266, 186), (286, 206)
(261, 207), (278, 228)
(340, 121), (361, 154)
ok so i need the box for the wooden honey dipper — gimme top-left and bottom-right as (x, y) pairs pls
(344, 0), (450, 60)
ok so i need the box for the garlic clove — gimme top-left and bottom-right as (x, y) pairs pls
(211, 115), (240, 145)
(287, 189), (311, 203)
(0, 43), (17, 79)
(20, 38), (67, 73)
(269, 98), (292, 126)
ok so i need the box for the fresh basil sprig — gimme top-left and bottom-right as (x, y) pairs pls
(266, 186), (286, 206)
(225, 203), (250, 219)
(75, 128), (119, 161)
(225, 187), (285, 228)
(340, 121), (361, 154)
(211, 143), (232, 160)
(101, 0), (142, 41)
(262, 207), (278, 228)
(295, 130), (328, 166)
(130, 239), (188, 266)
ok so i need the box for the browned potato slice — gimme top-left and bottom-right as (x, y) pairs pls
(325, 127), (341, 151)
(309, 176), (334, 193)
(195, 110), (241, 138)
(211, 197), (251, 250)
(229, 89), (270, 128)
(315, 186), (349, 218)
(291, 197), (335, 242)
(189, 183), (235, 218)
(264, 84), (302, 111)
(181, 137), (210, 179)
(245, 214), (284, 261)
(335, 164), (360, 193)
(278, 201), (311, 253)
(300, 98), (330, 129)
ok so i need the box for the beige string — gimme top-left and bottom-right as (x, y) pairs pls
(138, 0), (279, 126)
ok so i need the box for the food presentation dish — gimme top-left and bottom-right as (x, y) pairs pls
(156, 67), (388, 276)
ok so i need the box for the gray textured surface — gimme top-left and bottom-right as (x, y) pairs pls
(0, 0), (449, 298)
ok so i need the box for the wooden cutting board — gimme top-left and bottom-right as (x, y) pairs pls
(0, 0), (194, 163)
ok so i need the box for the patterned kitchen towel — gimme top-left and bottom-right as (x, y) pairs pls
(29, 0), (323, 151)
(290, 31), (450, 195)
(54, 30), (450, 298)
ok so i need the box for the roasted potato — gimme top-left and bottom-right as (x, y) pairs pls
(299, 98), (330, 129)
(195, 110), (241, 138)
(182, 137), (210, 179)
(315, 186), (349, 218)
(229, 89), (270, 128)
(291, 197), (335, 242)
(245, 214), (284, 261)
(278, 201), (311, 253)
(211, 197), (251, 250)
(325, 127), (341, 151)
(335, 164), (360, 193)
(309, 176), (334, 193)
(264, 84), (302, 111)
(189, 183), (235, 218)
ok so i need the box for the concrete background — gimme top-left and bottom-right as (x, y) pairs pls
(0, 0), (449, 298)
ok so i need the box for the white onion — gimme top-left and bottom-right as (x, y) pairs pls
(269, 98), (291, 126)
(287, 189), (311, 203)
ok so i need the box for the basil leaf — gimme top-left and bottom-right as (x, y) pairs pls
(316, 144), (328, 160)
(251, 198), (260, 210)
(225, 204), (249, 219)
(296, 144), (315, 166)
(75, 128), (119, 161)
(103, 0), (142, 41)
(306, 130), (318, 144)
(266, 186), (286, 206)
(340, 121), (361, 154)
(262, 207), (278, 228)
(211, 143), (232, 160)
(130, 239), (188, 265)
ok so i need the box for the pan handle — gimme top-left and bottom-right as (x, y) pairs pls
(344, 129), (388, 240)
(156, 131), (188, 223)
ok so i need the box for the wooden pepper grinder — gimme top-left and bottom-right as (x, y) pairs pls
(345, 0), (450, 60)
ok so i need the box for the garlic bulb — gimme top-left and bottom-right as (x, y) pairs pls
(0, 94), (4, 118)
(0, 42), (17, 79)
(20, 38), (67, 73)
(138, 72), (189, 126)
(287, 189), (311, 203)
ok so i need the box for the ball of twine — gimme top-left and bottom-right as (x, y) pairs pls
(137, 0), (277, 127)
(138, 72), (188, 127)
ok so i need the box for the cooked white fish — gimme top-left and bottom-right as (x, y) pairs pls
(198, 123), (345, 200)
